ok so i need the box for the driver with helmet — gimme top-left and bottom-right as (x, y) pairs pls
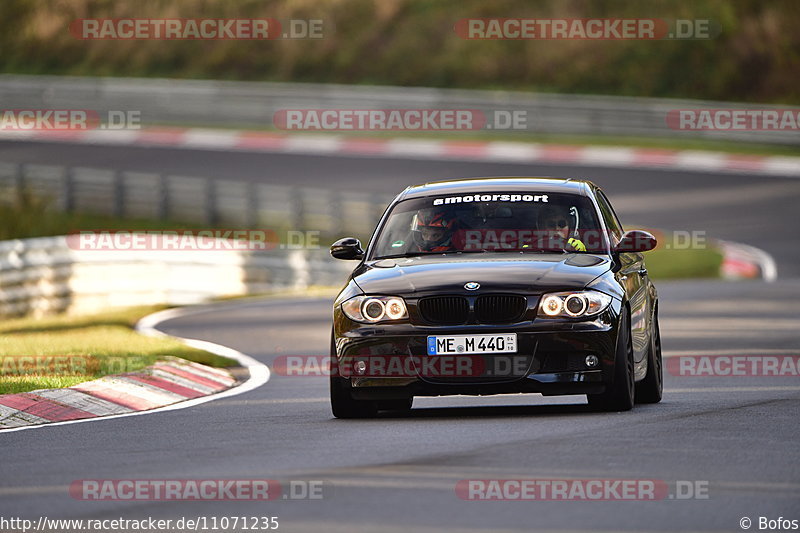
(412, 209), (457, 252)
(533, 205), (587, 252)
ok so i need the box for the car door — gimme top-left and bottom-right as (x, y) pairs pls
(596, 190), (650, 364)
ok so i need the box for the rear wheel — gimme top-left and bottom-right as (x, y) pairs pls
(587, 309), (635, 412)
(635, 310), (663, 404)
(329, 334), (378, 419)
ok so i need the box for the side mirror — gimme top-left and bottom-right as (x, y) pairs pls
(330, 237), (365, 260)
(614, 230), (657, 253)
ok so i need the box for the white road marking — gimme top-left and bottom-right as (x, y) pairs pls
(284, 135), (343, 153)
(663, 331), (798, 339)
(211, 397), (328, 406)
(579, 146), (636, 166)
(181, 129), (239, 149)
(666, 387), (800, 393)
(485, 142), (541, 161)
(663, 300), (800, 313)
(662, 317), (798, 329)
(387, 139), (446, 157)
(664, 349), (800, 356)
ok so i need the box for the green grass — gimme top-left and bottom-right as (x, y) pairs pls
(643, 244), (723, 280)
(0, 306), (236, 394)
(0, 191), (207, 242)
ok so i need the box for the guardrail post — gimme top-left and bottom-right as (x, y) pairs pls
(292, 187), (305, 231)
(371, 193), (386, 226)
(14, 163), (24, 204)
(63, 166), (75, 213)
(330, 190), (343, 237)
(113, 170), (124, 218)
(157, 174), (169, 220)
(246, 181), (259, 228)
(206, 177), (218, 226)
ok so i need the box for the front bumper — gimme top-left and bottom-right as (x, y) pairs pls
(333, 302), (621, 400)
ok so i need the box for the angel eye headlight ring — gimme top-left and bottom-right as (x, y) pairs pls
(538, 291), (612, 319)
(341, 295), (408, 323)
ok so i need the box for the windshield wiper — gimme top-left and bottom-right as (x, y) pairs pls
(374, 248), (580, 260)
(374, 249), (493, 260)
(374, 252), (445, 259)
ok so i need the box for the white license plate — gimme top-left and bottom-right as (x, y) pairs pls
(427, 334), (517, 355)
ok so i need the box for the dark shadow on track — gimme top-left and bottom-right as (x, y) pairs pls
(329, 402), (612, 420)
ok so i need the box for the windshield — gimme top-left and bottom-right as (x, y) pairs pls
(370, 192), (607, 259)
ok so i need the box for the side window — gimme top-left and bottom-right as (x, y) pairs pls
(596, 191), (624, 242)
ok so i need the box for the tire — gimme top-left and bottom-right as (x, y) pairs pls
(635, 310), (663, 404)
(587, 309), (635, 412)
(330, 334), (378, 419)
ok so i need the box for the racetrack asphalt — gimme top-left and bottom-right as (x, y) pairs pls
(1, 141), (798, 532)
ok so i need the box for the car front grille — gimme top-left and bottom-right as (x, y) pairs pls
(475, 295), (527, 324)
(417, 294), (527, 325)
(418, 296), (470, 325)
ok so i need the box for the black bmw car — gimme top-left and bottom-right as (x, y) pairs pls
(329, 177), (662, 418)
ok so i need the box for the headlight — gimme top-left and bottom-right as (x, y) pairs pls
(537, 290), (612, 319)
(341, 295), (408, 323)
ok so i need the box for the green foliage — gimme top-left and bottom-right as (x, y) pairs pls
(0, 189), (204, 241)
(1, 0), (797, 103)
(645, 246), (723, 280)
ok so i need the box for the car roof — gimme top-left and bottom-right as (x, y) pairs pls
(396, 177), (596, 201)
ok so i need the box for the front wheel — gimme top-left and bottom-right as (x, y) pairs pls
(587, 309), (635, 412)
(635, 310), (663, 404)
(330, 334), (377, 419)
(330, 374), (378, 418)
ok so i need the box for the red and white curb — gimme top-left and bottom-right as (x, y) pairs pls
(0, 358), (234, 428)
(0, 307), (270, 432)
(718, 240), (778, 282)
(1, 127), (798, 177)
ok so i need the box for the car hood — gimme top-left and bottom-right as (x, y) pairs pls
(352, 253), (611, 296)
